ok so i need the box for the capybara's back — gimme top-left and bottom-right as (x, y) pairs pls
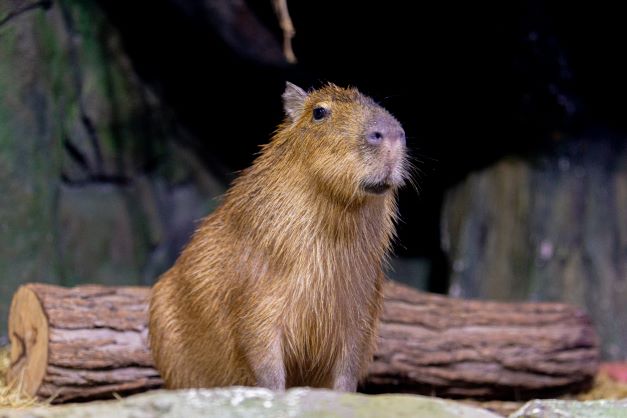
(149, 82), (407, 391)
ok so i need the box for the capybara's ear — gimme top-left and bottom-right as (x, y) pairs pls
(282, 81), (308, 122)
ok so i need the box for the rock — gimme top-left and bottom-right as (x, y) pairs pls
(0, 0), (225, 334)
(0, 387), (502, 418)
(510, 399), (627, 418)
(442, 139), (627, 359)
(0, 0), (61, 341)
(386, 257), (431, 290)
(57, 184), (143, 286)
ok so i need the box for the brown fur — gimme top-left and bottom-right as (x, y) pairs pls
(149, 83), (408, 391)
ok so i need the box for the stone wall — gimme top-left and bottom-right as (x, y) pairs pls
(442, 139), (627, 359)
(0, 0), (225, 334)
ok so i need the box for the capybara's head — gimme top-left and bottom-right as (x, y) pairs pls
(280, 82), (408, 201)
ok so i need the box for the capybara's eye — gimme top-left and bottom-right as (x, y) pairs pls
(313, 107), (328, 121)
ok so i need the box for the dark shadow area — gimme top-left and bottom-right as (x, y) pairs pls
(94, 0), (627, 292)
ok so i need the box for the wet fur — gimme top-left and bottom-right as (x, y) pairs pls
(149, 84), (407, 390)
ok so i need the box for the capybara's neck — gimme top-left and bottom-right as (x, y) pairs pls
(216, 142), (398, 273)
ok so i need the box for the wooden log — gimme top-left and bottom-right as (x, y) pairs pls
(362, 281), (599, 398)
(7, 284), (162, 403)
(7, 282), (598, 402)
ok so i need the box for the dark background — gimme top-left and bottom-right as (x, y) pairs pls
(96, 0), (627, 292)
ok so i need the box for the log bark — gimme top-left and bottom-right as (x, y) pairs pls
(362, 281), (599, 399)
(7, 284), (162, 403)
(8, 282), (598, 402)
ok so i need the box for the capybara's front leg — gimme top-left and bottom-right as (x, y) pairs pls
(331, 336), (363, 392)
(247, 331), (286, 390)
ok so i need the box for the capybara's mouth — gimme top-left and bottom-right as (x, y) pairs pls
(362, 181), (392, 194)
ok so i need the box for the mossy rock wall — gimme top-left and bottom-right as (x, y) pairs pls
(0, 0), (224, 334)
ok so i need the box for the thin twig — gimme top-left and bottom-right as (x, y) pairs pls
(272, 0), (297, 64)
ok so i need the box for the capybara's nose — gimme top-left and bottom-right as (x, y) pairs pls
(366, 116), (406, 147)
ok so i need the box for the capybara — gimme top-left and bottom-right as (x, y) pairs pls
(149, 82), (408, 391)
